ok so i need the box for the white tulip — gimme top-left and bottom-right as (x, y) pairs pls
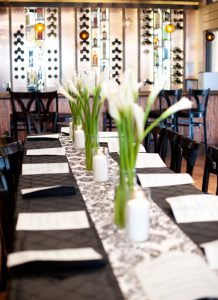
(164, 97), (192, 116)
(66, 79), (79, 96)
(58, 85), (76, 103)
(132, 103), (145, 140)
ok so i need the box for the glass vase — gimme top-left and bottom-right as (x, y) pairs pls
(72, 115), (81, 142)
(85, 134), (99, 171)
(114, 168), (136, 229)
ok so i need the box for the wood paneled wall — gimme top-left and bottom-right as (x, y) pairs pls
(200, 2), (218, 31)
(1, 93), (218, 146)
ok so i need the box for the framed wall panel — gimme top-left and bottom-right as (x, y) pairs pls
(0, 8), (10, 91)
(124, 9), (138, 78)
(11, 7), (26, 91)
(110, 8), (123, 83)
(60, 8), (76, 82)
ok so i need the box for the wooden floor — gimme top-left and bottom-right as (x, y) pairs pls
(165, 143), (217, 195)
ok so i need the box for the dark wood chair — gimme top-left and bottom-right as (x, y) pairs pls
(143, 126), (167, 161)
(0, 141), (24, 190)
(165, 129), (181, 172)
(202, 146), (218, 194)
(34, 91), (59, 133)
(102, 111), (116, 131)
(176, 88), (210, 151)
(148, 89), (182, 131)
(0, 172), (12, 292)
(10, 91), (37, 140)
(174, 135), (200, 176)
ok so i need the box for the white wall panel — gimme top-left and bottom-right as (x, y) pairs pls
(0, 8), (10, 91)
(61, 8), (76, 82)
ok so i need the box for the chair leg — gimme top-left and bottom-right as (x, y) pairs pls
(202, 168), (209, 193)
(109, 116), (112, 132)
(203, 119), (208, 152)
(102, 113), (107, 131)
(189, 117), (194, 140)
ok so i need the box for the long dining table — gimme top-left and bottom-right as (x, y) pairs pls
(7, 133), (218, 300)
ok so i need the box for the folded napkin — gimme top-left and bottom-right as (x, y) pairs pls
(61, 127), (69, 135)
(7, 248), (106, 274)
(27, 134), (59, 141)
(21, 185), (76, 199)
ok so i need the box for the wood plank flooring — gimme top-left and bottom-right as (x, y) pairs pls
(165, 144), (217, 195)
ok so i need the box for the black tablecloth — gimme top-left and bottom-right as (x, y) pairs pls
(111, 152), (218, 246)
(8, 141), (218, 300)
(8, 140), (124, 300)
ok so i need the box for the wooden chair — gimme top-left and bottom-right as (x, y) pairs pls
(176, 88), (210, 151)
(165, 129), (181, 172)
(202, 146), (218, 194)
(0, 141), (24, 190)
(174, 135), (200, 176)
(143, 126), (168, 161)
(34, 91), (59, 133)
(0, 172), (11, 292)
(148, 89), (182, 131)
(10, 91), (36, 140)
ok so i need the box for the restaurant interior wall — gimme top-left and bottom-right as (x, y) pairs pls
(0, 6), (200, 92)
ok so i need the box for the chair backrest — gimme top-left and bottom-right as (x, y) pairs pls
(36, 91), (58, 114)
(10, 91), (36, 115)
(165, 129), (181, 171)
(0, 171), (12, 292)
(202, 146), (218, 195)
(144, 126), (167, 161)
(188, 88), (210, 113)
(0, 155), (17, 227)
(174, 135), (200, 176)
(159, 89), (182, 111)
(1, 141), (24, 187)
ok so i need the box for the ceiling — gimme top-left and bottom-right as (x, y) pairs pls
(0, 0), (200, 9)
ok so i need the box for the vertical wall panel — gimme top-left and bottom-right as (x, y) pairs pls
(77, 8), (91, 73)
(140, 9), (154, 92)
(110, 8), (123, 81)
(11, 7), (26, 91)
(0, 8), (10, 91)
(185, 9), (200, 78)
(124, 9), (138, 78)
(61, 7), (76, 82)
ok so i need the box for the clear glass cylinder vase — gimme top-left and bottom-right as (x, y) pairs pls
(72, 115), (81, 142)
(114, 168), (136, 229)
(85, 134), (99, 171)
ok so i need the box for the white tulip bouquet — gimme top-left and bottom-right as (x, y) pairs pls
(59, 71), (106, 170)
(102, 70), (192, 227)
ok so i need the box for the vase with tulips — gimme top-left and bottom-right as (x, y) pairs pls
(59, 71), (106, 171)
(103, 71), (192, 228)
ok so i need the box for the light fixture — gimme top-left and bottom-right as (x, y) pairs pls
(206, 31), (215, 42)
(123, 17), (132, 27)
(79, 30), (89, 41)
(35, 22), (45, 33)
(165, 23), (175, 33)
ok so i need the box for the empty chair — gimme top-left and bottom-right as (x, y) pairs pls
(143, 126), (167, 161)
(33, 91), (59, 133)
(0, 172), (11, 292)
(174, 135), (200, 176)
(176, 88), (210, 151)
(10, 91), (36, 140)
(148, 89), (182, 130)
(102, 111), (116, 131)
(165, 129), (181, 172)
(1, 141), (24, 190)
(202, 146), (218, 194)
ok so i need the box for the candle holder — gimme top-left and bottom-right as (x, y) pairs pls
(85, 134), (99, 171)
(93, 147), (109, 182)
(126, 185), (150, 242)
(74, 124), (85, 149)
